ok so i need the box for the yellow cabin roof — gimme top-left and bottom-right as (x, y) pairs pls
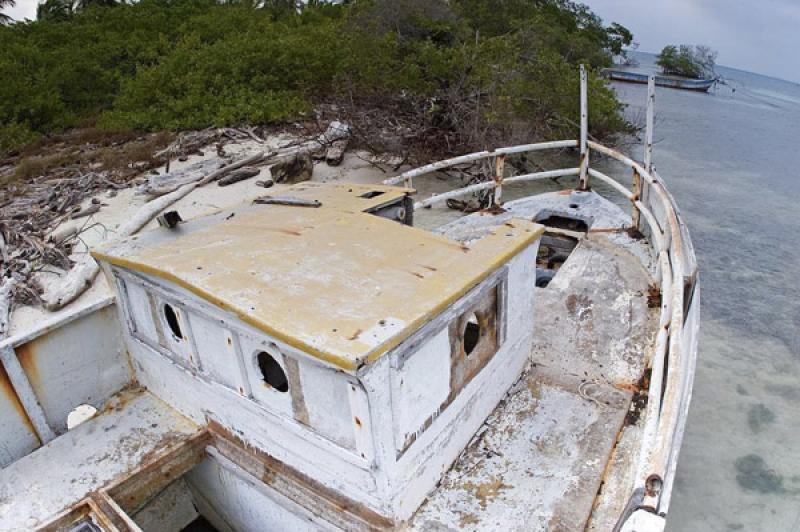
(93, 183), (543, 371)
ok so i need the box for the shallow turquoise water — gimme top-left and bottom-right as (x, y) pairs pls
(613, 53), (800, 532)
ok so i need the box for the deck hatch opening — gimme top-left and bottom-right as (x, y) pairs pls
(536, 233), (579, 288)
(463, 313), (481, 356)
(164, 303), (183, 340)
(534, 214), (589, 232)
(257, 352), (288, 393)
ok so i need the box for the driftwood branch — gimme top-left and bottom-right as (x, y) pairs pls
(218, 166), (262, 187)
(145, 151), (268, 197)
(0, 232), (9, 265)
(197, 151), (266, 186)
(0, 277), (17, 340)
(70, 204), (102, 220)
(41, 152), (266, 311)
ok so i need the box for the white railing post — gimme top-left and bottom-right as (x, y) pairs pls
(634, 75), (656, 233)
(579, 65), (590, 190)
(639, 75), (657, 233)
(493, 154), (506, 204)
(644, 75), (655, 173)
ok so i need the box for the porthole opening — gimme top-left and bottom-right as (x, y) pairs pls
(257, 351), (288, 393)
(463, 313), (481, 356)
(163, 303), (183, 340)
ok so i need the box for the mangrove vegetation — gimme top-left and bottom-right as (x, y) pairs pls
(656, 44), (717, 79)
(0, 0), (635, 160)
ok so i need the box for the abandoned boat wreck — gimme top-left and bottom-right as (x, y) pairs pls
(0, 69), (698, 532)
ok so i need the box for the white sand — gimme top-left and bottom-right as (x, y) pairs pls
(9, 134), (459, 337)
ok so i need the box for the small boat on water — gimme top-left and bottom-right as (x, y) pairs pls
(0, 67), (698, 531)
(603, 68), (716, 92)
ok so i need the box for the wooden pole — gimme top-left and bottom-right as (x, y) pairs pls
(632, 168), (642, 229)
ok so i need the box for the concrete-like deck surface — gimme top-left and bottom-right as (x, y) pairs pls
(411, 191), (657, 531)
(411, 369), (631, 531)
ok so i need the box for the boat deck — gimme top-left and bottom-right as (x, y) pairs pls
(0, 190), (658, 531)
(411, 369), (631, 531)
(0, 389), (201, 531)
(410, 191), (656, 530)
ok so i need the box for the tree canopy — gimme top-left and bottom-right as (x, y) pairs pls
(656, 44), (717, 79)
(36, 0), (124, 21)
(0, 0), (634, 158)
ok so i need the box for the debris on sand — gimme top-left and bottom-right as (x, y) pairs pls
(0, 121), (363, 329)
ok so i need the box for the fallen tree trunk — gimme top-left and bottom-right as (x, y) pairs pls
(193, 151), (266, 187)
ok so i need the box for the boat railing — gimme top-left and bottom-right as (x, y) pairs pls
(383, 66), (699, 526)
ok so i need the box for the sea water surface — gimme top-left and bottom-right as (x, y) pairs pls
(610, 53), (800, 532)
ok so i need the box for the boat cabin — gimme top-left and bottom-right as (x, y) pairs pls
(88, 182), (544, 527)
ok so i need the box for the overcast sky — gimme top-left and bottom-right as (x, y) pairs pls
(585, 0), (800, 83)
(3, 0), (799, 83)
(2, 0), (36, 21)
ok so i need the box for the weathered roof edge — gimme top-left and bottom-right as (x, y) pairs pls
(92, 220), (543, 372)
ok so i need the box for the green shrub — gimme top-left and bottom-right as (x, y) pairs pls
(0, 0), (634, 158)
(0, 122), (39, 157)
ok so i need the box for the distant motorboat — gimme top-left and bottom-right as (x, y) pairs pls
(603, 68), (716, 92)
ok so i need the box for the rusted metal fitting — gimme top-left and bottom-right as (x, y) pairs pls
(645, 474), (663, 497)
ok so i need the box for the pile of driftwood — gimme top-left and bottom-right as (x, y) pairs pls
(0, 170), (132, 337)
(141, 121), (349, 198)
(0, 121), (352, 338)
